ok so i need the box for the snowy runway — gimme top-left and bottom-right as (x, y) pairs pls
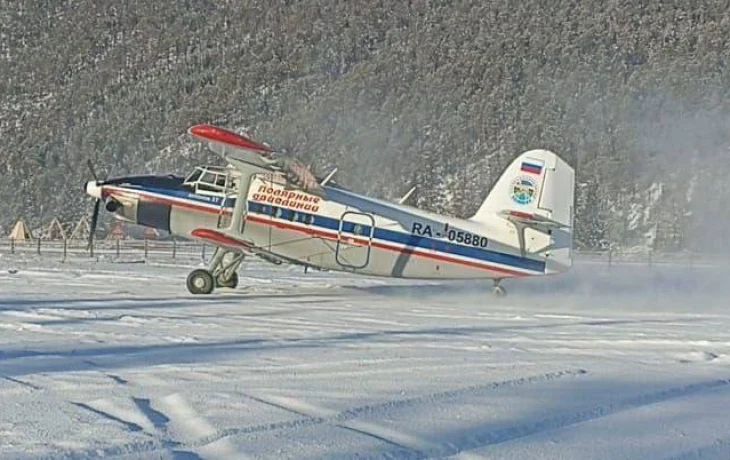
(1, 258), (729, 459)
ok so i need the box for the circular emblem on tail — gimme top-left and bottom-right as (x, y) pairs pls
(510, 176), (538, 205)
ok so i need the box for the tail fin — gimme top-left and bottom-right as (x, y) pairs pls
(471, 150), (575, 274)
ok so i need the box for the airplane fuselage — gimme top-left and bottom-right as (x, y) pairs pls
(92, 171), (550, 281)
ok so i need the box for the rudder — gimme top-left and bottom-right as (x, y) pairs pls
(471, 150), (575, 273)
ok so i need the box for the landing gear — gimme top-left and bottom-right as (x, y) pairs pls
(187, 269), (215, 295)
(186, 247), (245, 294)
(216, 271), (239, 289)
(493, 279), (507, 297)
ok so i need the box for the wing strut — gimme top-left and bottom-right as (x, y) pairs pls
(398, 186), (416, 205)
(320, 167), (338, 186)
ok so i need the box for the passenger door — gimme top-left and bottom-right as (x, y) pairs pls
(335, 211), (374, 269)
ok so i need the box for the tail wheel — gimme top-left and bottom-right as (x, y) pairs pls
(187, 269), (215, 295)
(492, 279), (507, 297)
(493, 285), (507, 297)
(216, 271), (239, 289)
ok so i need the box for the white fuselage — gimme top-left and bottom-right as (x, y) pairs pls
(94, 169), (553, 281)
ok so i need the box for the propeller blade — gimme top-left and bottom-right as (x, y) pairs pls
(87, 159), (100, 183)
(88, 198), (100, 250)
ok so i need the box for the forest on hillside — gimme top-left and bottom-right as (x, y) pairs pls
(1, 0), (729, 252)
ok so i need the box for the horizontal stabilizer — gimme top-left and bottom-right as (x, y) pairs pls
(499, 210), (570, 230)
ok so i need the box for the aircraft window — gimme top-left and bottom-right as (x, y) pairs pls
(185, 169), (202, 183)
(353, 224), (362, 235)
(185, 166), (240, 195)
(290, 212), (298, 222)
(307, 215), (315, 225)
(275, 207), (283, 218)
(200, 172), (216, 185)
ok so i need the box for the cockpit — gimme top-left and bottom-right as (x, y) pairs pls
(183, 165), (240, 195)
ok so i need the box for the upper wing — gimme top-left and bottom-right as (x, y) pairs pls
(188, 124), (275, 167)
(188, 124), (324, 197)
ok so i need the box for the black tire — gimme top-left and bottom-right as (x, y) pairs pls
(187, 269), (215, 295)
(216, 271), (239, 289)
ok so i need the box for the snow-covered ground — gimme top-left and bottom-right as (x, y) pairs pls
(0, 255), (729, 459)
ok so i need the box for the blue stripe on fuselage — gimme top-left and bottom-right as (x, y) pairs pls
(121, 184), (236, 208)
(246, 202), (545, 273)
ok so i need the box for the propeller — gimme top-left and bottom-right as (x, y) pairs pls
(86, 159), (104, 251)
(87, 159), (100, 182)
(88, 198), (101, 250)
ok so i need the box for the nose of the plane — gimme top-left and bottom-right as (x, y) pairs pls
(85, 181), (102, 199)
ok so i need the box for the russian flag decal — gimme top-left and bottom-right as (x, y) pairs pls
(520, 161), (543, 175)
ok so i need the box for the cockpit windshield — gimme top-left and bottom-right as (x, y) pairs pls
(183, 166), (238, 195)
(184, 169), (203, 184)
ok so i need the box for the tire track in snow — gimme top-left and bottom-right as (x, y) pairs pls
(665, 436), (730, 460)
(53, 368), (587, 459)
(43, 369), (579, 458)
(1, 375), (42, 391)
(72, 399), (156, 433)
(60, 378), (247, 459)
(335, 368), (587, 422)
(445, 378), (730, 460)
(59, 394), (248, 460)
(48, 440), (175, 459)
(256, 359), (513, 381)
(244, 393), (439, 456)
(187, 368), (587, 453)
(158, 392), (247, 460)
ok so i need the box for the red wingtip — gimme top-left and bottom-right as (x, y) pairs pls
(188, 124), (273, 155)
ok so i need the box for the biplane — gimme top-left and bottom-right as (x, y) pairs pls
(85, 125), (575, 296)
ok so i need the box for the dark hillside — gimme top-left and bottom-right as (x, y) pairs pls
(2, 0), (729, 251)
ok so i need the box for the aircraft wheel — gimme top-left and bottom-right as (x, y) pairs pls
(187, 269), (215, 295)
(493, 285), (507, 297)
(216, 272), (239, 289)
